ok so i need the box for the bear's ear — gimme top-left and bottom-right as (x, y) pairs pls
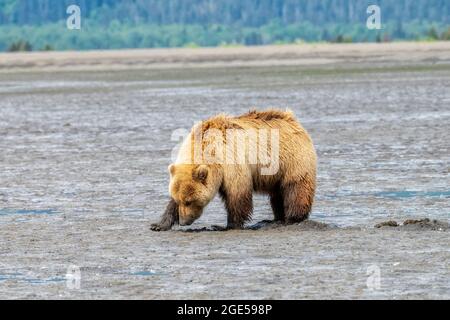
(194, 165), (208, 183)
(168, 164), (176, 176)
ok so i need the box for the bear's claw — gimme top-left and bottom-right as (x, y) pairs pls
(150, 223), (171, 231)
(210, 225), (228, 231)
(150, 224), (161, 231)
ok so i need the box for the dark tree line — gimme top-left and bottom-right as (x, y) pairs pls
(1, 0), (449, 51)
(1, 0), (449, 26)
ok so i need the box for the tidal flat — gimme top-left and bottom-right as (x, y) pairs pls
(0, 43), (449, 299)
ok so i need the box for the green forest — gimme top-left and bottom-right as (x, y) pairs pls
(0, 0), (449, 51)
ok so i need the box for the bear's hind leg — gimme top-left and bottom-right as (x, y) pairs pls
(282, 179), (314, 224)
(269, 187), (285, 222)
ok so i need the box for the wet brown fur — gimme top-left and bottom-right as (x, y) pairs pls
(151, 109), (317, 231)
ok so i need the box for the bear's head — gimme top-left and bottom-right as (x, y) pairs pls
(168, 164), (220, 226)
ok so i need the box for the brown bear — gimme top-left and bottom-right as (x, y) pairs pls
(151, 109), (317, 231)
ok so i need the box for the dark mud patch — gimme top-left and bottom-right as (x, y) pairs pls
(374, 220), (399, 228)
(375, 218), (449, 231)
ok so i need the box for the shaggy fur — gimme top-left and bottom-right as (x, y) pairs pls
(151, 109), (317, 231)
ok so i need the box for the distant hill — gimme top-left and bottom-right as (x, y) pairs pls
(0, 0), (449, 51)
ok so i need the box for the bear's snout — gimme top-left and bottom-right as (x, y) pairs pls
(178, 205), (203, 226)
(179, 216), (195, 226)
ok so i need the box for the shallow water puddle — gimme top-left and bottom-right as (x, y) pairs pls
(23, 277), (66, 284)
(130, 270), (159, 276)
(374, 191), (450, 198)
(0, 209), (58, 216)
(112, 208), (145, 216)
(320, 190), (450, 199)
(0, 273), (65, 284)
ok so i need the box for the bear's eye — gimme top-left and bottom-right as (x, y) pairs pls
(184, 201), (192, 206)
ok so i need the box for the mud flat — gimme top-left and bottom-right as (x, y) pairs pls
(0, 41), (449, 72)
(0, 43), (449, 299)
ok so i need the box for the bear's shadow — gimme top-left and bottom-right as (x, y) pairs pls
(179, 219), (336, 232)
(177, 218), (449, 233)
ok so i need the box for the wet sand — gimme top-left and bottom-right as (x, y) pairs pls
(0, 43), (449, 299)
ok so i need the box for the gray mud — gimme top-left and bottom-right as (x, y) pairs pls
(0, 55), (449, 299)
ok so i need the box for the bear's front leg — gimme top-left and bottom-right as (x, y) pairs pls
(220, 188), (253, 229)
(151, 198), (179, 231)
